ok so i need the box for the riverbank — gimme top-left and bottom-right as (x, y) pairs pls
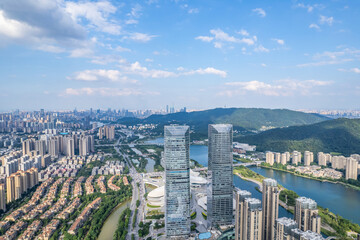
(235, 167), (360, 239)
(260, 164), (360, 192)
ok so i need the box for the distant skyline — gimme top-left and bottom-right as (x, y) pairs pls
(1, 0), (360, 111)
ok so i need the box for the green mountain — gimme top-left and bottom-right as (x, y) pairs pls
(237, 118), (360, 155)
(119, 108), (329, 139)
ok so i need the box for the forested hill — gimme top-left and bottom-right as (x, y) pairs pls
(118, 108), (329, 138)
(236, 118), (360, 155)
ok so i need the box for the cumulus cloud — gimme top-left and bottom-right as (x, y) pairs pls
(69, 69), (136, 83)
(252, 8), (266, 17)
(295, 3), (324, 13)
(254, 45), (269, 53)
(237, 29), (249, 36)
(195, 36), (213, 42)
(184, 67), (227, 78)
(65, 0), (120, 35)
(63, 87), (148, 97)
(124, 32), (157, 42)
(219, 79), (331, 97)
(0, 0), (86, 48)
(120, 62), (227, 78)
(272, 38), (285, 45)
(297, 47), (360, 67)
(195, 28), (256, 49)
(309, 23), (320, 30)
(319, 15), (334, 26)
(338, 68), (360, 74)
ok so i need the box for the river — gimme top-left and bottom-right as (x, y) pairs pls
(249, 166), (360, 225)
(98, 199), (131, 240)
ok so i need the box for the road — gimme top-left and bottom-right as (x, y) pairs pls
(115, 142), (145, 240)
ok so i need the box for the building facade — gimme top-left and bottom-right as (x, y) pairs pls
(262, 178), (279, 240)
(207, 124), (233, 227)
(164, 125), (190, 238)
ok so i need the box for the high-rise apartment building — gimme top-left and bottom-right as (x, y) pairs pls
(303, 151), (313, 166)
(292, 151), (301, 165)
(275, 153), (281, 164)
(164, 125), (190, 238)
(266, 152), (275, 166)
(262, 178), (279, 240)
(345, 157), (358, 180)
(0, 183), (6, 212)
(294, 197), (321, 234)
(331, 156), (346, 170)
(280, 153), (287, 165)
(275, 217), (298, 240)
(235, 189), (262, 240)
(66, 138), (75, 157)
(22, 139), (35, 156)
(6, 168), (39, 203)
(35, 140), (46, 156)
(99, 126), (115, 140)
(207, 124), (233, 227)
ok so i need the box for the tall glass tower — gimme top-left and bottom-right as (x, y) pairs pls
(207, 124), (233, 227)
(164, 125), (190, 238)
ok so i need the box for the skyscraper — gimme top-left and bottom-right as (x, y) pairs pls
(207, 124), (233, 227)
(235, 189), (262, 240)
(262, 178), (279, 240)
(294, 197), (321, 234)
(164, 125), (190, 238)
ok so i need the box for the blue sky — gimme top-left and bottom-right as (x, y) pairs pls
(0, 0), (359, 111)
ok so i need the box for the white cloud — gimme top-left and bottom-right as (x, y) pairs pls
(295, 3), (324, 13)
(261, 63), (267, 67)
(297, 59), (352, 67)
(69, 69), (136, 83)
(65, 0), (120, 35)
(121, 62), (177, 78)
(237, 29), (249, 36)
(309, 23), (320, 30)
(184, 67), (227, 78)
(272, 38), (285, 45)
(219, 79), (331, 97)
(297, 47), (360, 67)
(70, 48), (94, 58)
(63, 87), (146, 97)
(195, 36), (214, 42)
(188, 8), (199, 14)
(338, 68), (360, 74)
(319, 15), (334, 26)
(254, 45), (269, 53)
(252, 8), (266, 17)
(128, 4), (142, 18)
(120, 62), (227, 78)
(90, 55), (126, 65)
(195, 29), (255, 49)
(125, 19), (138, 25)
(210, 29), (238, 42)
(125, 32), (157, 42)
(115, 46), (131, 52)
(0, 1), (86, 49)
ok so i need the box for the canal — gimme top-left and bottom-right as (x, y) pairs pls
(98, 199), (131, 240)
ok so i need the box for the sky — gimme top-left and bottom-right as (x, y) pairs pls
(0, 0), (360, 111)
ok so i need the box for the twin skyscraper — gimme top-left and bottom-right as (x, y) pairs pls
(164, 124), (233, 239)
